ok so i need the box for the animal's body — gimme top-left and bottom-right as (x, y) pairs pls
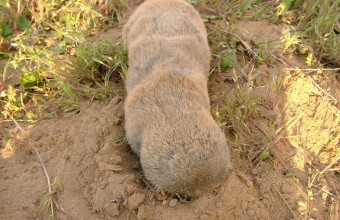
(123, 0), (231, 194)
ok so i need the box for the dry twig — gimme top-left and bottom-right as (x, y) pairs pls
(8, 114), (65, 217)
(272, 184), (299, 220)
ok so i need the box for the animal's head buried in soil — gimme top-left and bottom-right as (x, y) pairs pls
(123, 0), (232, 195)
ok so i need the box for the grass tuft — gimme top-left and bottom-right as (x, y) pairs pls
(279, 0), (340, 66)
(36, 179), (63, 219)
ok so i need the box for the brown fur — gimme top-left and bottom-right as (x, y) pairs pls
(123, 0), (231, 195)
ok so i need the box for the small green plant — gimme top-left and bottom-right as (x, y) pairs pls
(218, 49), (237, 71)
(82, 72), (123, 101)
(57, 81), (81, 117)
(20, 71), (45, 89)
(207, 0), (262, 24)
(74, 40), (116, 79)
(0, 86), (26, 119)
(0, 0), (128, 120)
(115, 134), (127, 144)
(284, 171), (296, 178)
(224, 86), (262, 127)
(1, 136), (12, 148)
(275, 0), (297, 16)
(0, 23), (14, 38)
(17, 16), (31, 31)
(252, 7), (265, 21)
(73, 40), (128, 82)
(253, 41), (279, 67)
(49, 40), (127, 117)
(281, 30), (301, 51)
(36, 179), (63, 219)
(259, 149), (270, 160)
(279, 0), (340, 65)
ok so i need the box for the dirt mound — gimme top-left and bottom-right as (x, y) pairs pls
(0, 96), (272, 220)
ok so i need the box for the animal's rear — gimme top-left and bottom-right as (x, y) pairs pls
(123, 0), (231, 195)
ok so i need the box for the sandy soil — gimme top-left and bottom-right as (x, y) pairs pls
(1, 2), (339, 220)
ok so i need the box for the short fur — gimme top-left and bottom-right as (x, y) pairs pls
(123, 0), (231, 194)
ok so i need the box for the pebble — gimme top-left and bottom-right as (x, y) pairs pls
(109, 155), (122, 164)
(216, 202), (223, 208)
(258, 194), (264, 200)
(127, 193), (145, 210)
(100, 181), (108, 189)
(92, 145), (100, 153)
(241, 201), (248, 210)
(156, 191), (168, 201)
(169, 199), (178, 207)
(162, 200), (168, 206)
(281, 183), (296, 194)
(207, 194), (215, 199)
(117, 112), (124, 118)
(115, 195), (126, 206)
(102, 126), (110, 136)
(247, 209), (255, 216)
